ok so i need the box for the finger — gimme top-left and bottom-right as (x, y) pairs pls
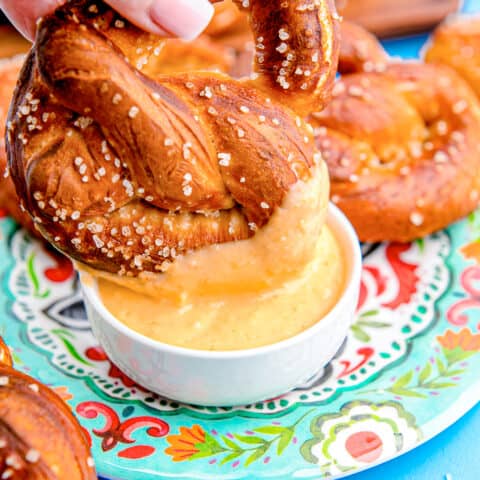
(0, 0), (65, 40)
(105, 0), (214, 40)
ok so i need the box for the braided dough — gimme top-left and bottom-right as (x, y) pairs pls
(8, 0), (340, 275)
(309, 23), (480, 242)
(0, 56), (39, 234)
(0, 337), (96, 479)
(425, 16), (480, 98)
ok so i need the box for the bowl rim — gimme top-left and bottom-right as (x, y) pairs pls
(81, 203), (362, 360)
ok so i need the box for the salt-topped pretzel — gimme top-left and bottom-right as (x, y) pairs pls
(0, 336), (96, 479)
(309, 24), (480, 241)
(338, 21), (389, 73)
(0, 55), (39, 235)
(205, 0), (254, 77)
(425, 15), (480, 97)
(7, 0), (339, 275)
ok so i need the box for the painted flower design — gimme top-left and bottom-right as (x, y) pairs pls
(52, 385), (74, 402)
(301, 401), (421, 476)
(437, 328), (480, 363)
(461, 240), (480, 264)
(165, 425), (206, 462)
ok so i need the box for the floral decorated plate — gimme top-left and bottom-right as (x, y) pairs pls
(1, 20), (480, 480)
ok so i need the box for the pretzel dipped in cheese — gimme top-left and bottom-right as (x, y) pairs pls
(0, 336), (96, 479)
(308, 22), (480, 242)
(7, 0), (340, 276)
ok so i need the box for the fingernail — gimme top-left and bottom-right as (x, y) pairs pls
(150, 0), (214, 40)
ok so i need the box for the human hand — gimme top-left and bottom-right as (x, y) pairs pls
(0, 0), (214, 41)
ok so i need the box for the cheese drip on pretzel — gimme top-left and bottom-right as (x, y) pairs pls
(309, 22), (480, 242)
(0, 336), (96, 479)
(7, 0), (339, 275)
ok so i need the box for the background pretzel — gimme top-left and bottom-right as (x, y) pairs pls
(309, 23), (480, 242)
(338, 20), (390, 73)
(7, 0), (339, 275)
(0, 337), (96, 479)
(425, 16), (480, 98)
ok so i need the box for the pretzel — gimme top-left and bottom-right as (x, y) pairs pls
(0, 337), (12, 367)
(425, 16), (480, 98)
(309, 24), (480, 241)
(0, 337), (96, 479)
(338, 21), (389, 74)
(0, 55), (39, 235)
(7, 0), (339, 275)
(206, 0), (253, 77)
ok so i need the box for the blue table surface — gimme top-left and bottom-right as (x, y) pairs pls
(352, 0), (480, 478)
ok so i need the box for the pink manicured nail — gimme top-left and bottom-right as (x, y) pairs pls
(150, 0), (214, 40)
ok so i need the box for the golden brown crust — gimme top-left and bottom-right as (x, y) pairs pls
(8, 0), (339, 275)
(338, 21), (389, 74)
(309, 64), (480, 242)
(0, 337), (12, 367)
(0, 336), (95, 479)
(0, 365), (96, 479)
(425, 15), (480, 98)
(206, 0), (253, 77)
(0, 55), (39, 235)
(146, 36), (235, 76)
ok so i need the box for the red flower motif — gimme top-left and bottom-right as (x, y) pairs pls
(77, 401), (169, 458)
(85, 346), (145, 390)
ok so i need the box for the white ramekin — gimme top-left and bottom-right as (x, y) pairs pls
(81, 204), (362, 407)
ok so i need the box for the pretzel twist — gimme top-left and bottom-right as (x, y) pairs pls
(8, 0), (339, 275)
(309, 23), (480, 241)
(0, 337), (95, 479)
(425, 15), (480, 98)
(0, 56), (38, 234)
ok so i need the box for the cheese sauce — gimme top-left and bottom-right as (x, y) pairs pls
(92, 163), (345, 351)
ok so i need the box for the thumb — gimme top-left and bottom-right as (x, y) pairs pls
(0, 0), (65, 40)
(105, 0), (215, 40)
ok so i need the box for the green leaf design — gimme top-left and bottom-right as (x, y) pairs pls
(244, 447), (267, 467)
(436, 357), (446, 375)
(416, 237), (425, 252)
(443, 347), (476, 364)
(351, 325), (370, 343)
(360, 309), (379, 317)
(204, 433), (224, 454)
(392, 371), (413, 389)
(189, 443), (216, 460)
(53, 332), (93, 366)
(219, 451), (243, 465)
(444, 369), (465, 376)
(418, 363), (432, 385)
(390, 388), (427, 399)
(27, 253), (50, 299)
(222, 436), (241, 451)
(358, 321), (391, 328)
(423, 382), (456, 389)
(277, 429), (294, 455)
(233, 435), (266, 445)
(254, 426), (287, 435)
